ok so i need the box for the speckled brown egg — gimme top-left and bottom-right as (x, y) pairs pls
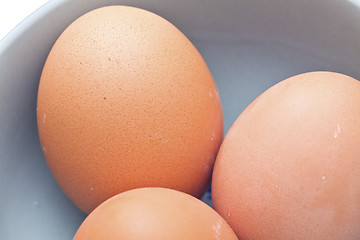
(37, 6), (223, 214)
(74, 188), (238, 240)
(212, 71), (360, 239)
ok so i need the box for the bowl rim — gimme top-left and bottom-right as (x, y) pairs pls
(0, 0), (64, 55)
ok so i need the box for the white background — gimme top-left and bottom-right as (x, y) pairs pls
(0, 0), (50, 41)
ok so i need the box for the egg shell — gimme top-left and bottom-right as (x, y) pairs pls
(73, 187), (238, 240)
(37, 6), (223, 214)
(212, 71), (360, 239)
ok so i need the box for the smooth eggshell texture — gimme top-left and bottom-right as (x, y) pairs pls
(212, 71), (360, 239)
(37, 6), (223, 213)
(73, 188), (238, 240)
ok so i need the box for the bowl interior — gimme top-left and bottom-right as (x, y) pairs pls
(1, 0), (360, 239)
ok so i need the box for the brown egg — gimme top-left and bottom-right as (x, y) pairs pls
(73, 188), (238, 240)
(212, 71), (360, 239)
(37, 6), (223, 214)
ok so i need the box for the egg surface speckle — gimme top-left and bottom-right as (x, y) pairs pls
(37, 6), (223, 214)
(212, 71), (360, 239)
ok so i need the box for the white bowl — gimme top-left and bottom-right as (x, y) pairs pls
(1, 0), (360, 239)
